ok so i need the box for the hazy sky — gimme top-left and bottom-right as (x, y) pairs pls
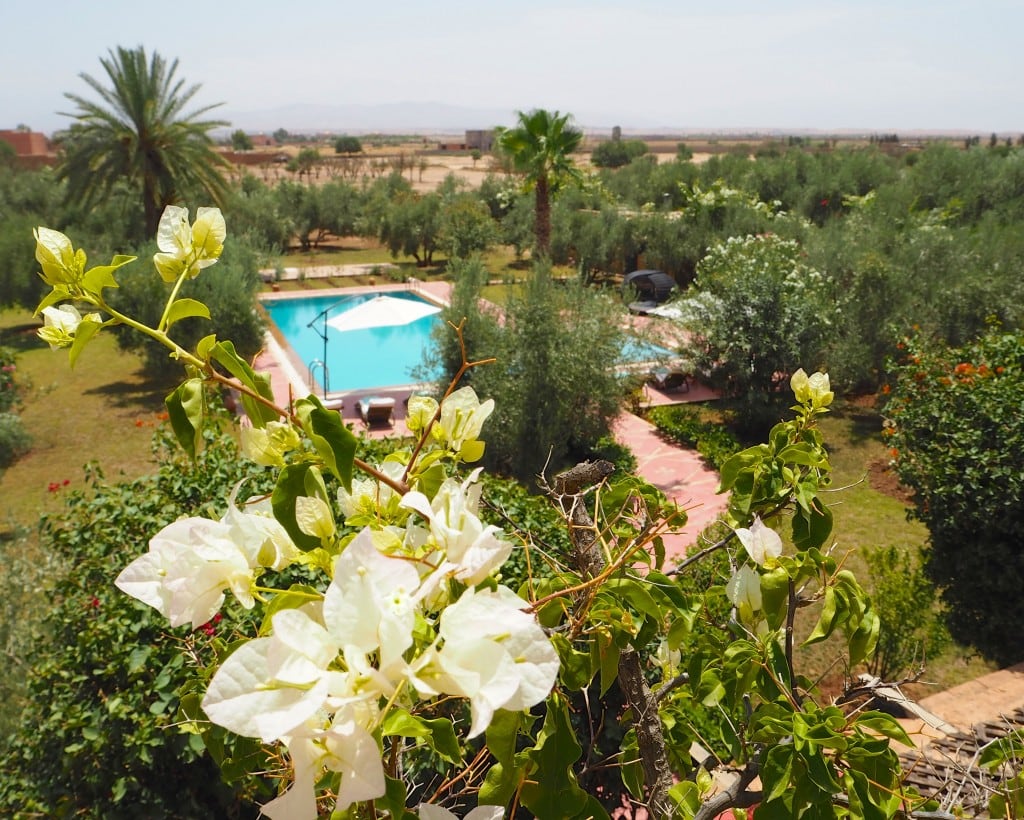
(3, 0), (1020, 135)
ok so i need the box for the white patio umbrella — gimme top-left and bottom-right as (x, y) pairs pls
(326, 295), (442, 333)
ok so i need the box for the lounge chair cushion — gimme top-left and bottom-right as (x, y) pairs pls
(356, 396), (395, 425)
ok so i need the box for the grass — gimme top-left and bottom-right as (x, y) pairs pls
(0, 308), (166, 534)
(795, 402), (997, 695)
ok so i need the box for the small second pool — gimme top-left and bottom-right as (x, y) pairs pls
(262, 291), (441, 392)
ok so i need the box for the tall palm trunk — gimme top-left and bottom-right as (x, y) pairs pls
(534, 175), (551, 257)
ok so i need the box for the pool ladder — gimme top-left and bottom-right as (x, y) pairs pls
(308, 359), (329, 396)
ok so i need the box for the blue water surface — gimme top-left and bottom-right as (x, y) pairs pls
(263, 292), (440, 392)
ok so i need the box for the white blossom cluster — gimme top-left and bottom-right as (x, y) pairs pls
(115, 387), (554, 820)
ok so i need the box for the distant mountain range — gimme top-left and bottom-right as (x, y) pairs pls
(218, 102), (530, 136)
(214, 101), (984, 139)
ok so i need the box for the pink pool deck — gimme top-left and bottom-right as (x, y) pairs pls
(253, 281), (728, 559)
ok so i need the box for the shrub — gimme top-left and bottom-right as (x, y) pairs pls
(0, 346), (22, 414)
(676, 233), (832, 436)
(864, 545), (949, 680)
(647, 405), (742, 469)
(886, 328), (1024, 664)
(0, 422), (273, 816)
(0, 412), (31, 468)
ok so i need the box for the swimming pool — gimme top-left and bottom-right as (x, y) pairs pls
(262, 291), (441, 392)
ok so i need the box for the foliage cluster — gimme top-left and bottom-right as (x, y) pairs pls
(647, 404), (743, 469)
(590, 139), (649, 169)
(885, 328), (1024, 664)
(429, 259), (629, 483)
(864, 546), (949, 681)
(0, 346), (30, 469)
(0, 422), (273, 817)
(675, 233), (831, 435)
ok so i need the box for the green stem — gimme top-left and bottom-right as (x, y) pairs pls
(157, 267), (192, 334)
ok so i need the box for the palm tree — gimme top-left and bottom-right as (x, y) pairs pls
(57, 46), (231, 240)
(496, 109), (583, 257)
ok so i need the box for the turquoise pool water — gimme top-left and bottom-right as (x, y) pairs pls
(262, 292), (440, 392)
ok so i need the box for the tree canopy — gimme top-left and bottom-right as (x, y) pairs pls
(496, 108), (582, 256)
(57, 46), (231, 240)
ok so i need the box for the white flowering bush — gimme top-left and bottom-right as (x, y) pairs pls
(32, 206), (926, 819)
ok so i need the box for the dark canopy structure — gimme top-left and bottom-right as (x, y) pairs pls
(622, 270), (676, 304)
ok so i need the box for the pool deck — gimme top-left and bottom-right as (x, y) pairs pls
(253, 280), (728, 561)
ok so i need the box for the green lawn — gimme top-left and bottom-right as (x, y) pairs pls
(0, 308), (166, 533)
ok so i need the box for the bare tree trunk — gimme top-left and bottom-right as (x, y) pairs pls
(551, 460), (676, 817)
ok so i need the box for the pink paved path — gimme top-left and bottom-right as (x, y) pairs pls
(613, 411), (728, 562)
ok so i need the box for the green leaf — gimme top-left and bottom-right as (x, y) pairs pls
(196, 333), (217, 361)
(854, 711), (914, 748)
(67, 317), (102, 368)
(554, 634), (595, 690)
(848, 609), (880, 667)
(717, 448), (759, 493)
(791, 503), (833, 551)
(164, 378), (205, 459)
(619, 729), (644, 798)
(481, 710), (527, 806)
(210, 340), (277, 426)
(163, 298), (211, 330)
(295, 394), (358, 490)
(260, 584), (322, 634)
(379, 776), (416, 820)
(80, 254), (134, 296)
(804, 586), (838, 646)
(520, 693), (610, 819)
(271, 463), (324, 551)
(420, 717), (462, 764)
(667, 780), (701, 817)
(760, 566), (791, 630)
(761, 743), (794, 803)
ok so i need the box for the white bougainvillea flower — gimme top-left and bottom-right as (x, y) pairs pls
(790, 368), (834, 408)
(295, 495), (336, 542)
(735, 516), (783, 566)
(202, 606), (340, 742)
(261, 705), (386, 820)
(337, 459), (407, 523)
(432, 386), (494, 462)
(239, 419), (301, 467)
(38, 304), (101, 350)
(412, 586), (558, 738)
(419, 804), (505, 820)
(405, 394), (439, 434)
(220, 493), (299, 571)
(153, 205), (225, 282)
(34, 226), (85, 286)
(323, 528), (422, 677)
(726, 564), (763, 624)
(400, 470), (512, 587)
(115, 516), (255, 628)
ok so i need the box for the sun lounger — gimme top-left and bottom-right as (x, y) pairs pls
(648, 367), (690, 393)
(356, 396), (395, 427)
